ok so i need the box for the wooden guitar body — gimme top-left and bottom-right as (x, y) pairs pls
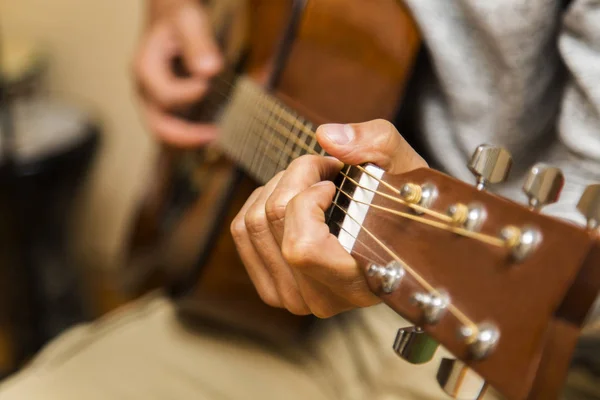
(125, 1), (600, 397)
(125, 0), (421, 340)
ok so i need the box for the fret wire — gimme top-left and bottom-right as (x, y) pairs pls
(237, 103), (299, 176)
(282, 104), (298, 169)
(253, 102), (314, 162)
(218, 79), (497, 336)
(247, 94), (269, 177)
(253, 99), (292, 172)
(226, 79), (478, 232)
(253, 98), (292, 174)
(246, 121), (288, 171)
(274, 102), (296, 170)
(292, 116), (307, 160)
(287, 115), (301, 161)
(255, 98), (279, 183)
(223, 86), (247, 161)
(235, 83), (259, 167)
(248, 111), (505, 246)
(243, 87), (267, 175)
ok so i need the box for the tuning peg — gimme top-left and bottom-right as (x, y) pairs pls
(468, 145), (512, 191)
(522, 163), (564, 211)
(393, 326), (439, 364)
(577, 184), (600, 230)
(437, 358), (488, 399)
(366, 261), (405, 294)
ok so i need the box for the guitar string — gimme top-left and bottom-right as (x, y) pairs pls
(231, 102), (481, 333)
(335, 222), (388, 265)
(337, 174), (505, 247)
(331, 201), (478, 333)
(201, 77), (480, 334)
(243, 96), (506, 248)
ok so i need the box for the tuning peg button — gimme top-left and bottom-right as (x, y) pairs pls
(437, 358), (488, 399)
(522, 163), (564, 210)
(468, 145), (513, 191)
(577, 184), (600, 230)
(367, 261), (405, 294)
(393, 326), (439, 364)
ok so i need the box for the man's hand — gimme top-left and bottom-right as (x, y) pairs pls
(231, 119), (427, 318)
(133, 0), (223, 147)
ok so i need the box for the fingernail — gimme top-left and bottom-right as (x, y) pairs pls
(322, 124), (354, 145)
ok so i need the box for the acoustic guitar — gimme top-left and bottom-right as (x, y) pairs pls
(125, 1), (600, 398)
(125, 0), (420, 338)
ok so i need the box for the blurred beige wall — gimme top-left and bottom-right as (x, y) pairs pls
(1, 0), (157, 271)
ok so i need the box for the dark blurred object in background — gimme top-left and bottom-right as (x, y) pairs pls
(0, 34), (101, 376)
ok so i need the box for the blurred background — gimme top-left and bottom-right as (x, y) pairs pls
(0, 0), (156, 375)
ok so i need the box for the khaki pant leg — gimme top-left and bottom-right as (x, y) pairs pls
(0, 292), (334, 400)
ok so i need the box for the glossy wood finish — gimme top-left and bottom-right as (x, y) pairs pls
(123, 1), (600, 396)
(125, 0), (422, 340)
(277, 0), (420, 125)
(529, 239), (600, 399)
(354, 167), (598, 399)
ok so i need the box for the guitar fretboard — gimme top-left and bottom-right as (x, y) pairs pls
(217, 77), (326, 184)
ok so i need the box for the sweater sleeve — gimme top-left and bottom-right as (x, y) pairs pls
(547, 0), (600, 225)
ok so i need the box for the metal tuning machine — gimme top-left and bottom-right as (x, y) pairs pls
(393, 326), (439, 364)
(522, 163), (564, 211)
(367, 261), (405, 294)
(437, 358), (488, 400)
(578, 184), (600, 231)
(468, 145), (512, 191)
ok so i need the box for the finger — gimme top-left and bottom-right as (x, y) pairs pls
(245, 173), (310, 315)
(142, 100), (218, 147)
(135, 22), (208, 109)
(265, 155), (343, 244)
(315, 119), (428, 174)
(173, 1), (223, 76)
(293, 274), (356, 319)
(283, 181), (380, 308)
(231, 188), (282, 309)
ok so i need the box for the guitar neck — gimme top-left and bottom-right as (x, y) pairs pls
(216, 77), (326, 184)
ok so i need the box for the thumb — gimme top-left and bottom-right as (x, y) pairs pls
(315, 119), (427, 174)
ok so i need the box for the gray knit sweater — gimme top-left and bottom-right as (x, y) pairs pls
(404, 0), (600, 225)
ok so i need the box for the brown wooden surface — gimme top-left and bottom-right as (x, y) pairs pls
(556, 235), (600, 327)
(125, 0), (422, 340)
(356, 167), (596, 399)
(528, 238), (600, 399)
(527, 319), (580, 400)
(277, 0), (420, 125)
(178, 171), (313, 342)
(120, 1), (600, 396)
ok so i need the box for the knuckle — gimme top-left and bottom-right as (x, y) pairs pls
(372, 118), (396, 131)
(230, 215), (247, 241)
(306, 300), (336, 319)
(282, 297), (310, 316)
(244, 205), (269, 236)
(289, 154), (320, 171)
(282, 239), (314, 269)
(264, 193), (287, 225)
(277, 287), (309, 316)
(257, 287), (281, 309)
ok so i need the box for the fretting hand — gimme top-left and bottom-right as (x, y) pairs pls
(231, 119), (427, 317)
(133, 0), (222, 147)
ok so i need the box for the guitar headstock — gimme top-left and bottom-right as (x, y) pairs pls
(334, 145), (600, 399)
